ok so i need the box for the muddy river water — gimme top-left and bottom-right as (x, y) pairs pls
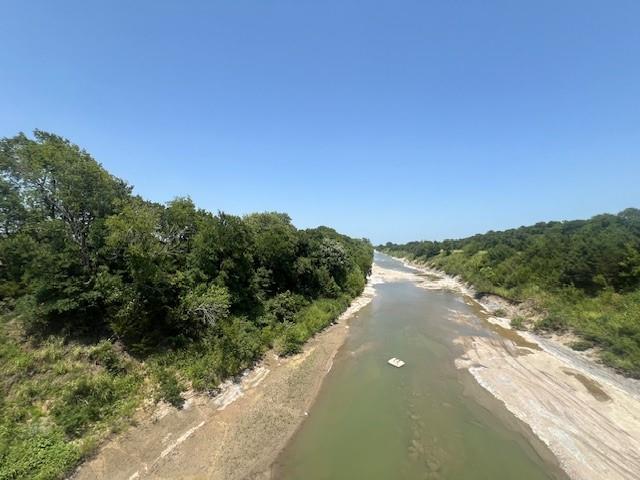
(273, 253), (568, 480)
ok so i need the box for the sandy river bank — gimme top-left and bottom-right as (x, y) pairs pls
(397, 256), (640, 480)
(71, 268), (381, 480)
(73, 255), (640, 480)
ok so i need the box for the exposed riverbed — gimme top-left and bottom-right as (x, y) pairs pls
(273, 253), (568, 479)
(74, 252), (640, 480)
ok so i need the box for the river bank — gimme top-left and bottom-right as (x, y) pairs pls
(395, 255), (640, 480)
(71, 268), (379, 480)
(73, 254), (640, 480)
(274, 252), (568, 479)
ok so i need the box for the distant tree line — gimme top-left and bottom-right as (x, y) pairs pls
(380, 210), (640, 376)
(381, 211), (640, 296)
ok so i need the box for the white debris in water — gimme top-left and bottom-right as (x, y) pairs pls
(388, 357), (405, 368)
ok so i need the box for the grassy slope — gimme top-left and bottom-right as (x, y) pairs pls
(0, 293), (357, 480)
(0, 316), (140, 480)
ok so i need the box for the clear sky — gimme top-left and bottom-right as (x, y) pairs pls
(2, 1), (639, 244)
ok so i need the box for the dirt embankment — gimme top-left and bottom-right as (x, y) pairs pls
(398, 256), (640, 480)
(71, 269), (380, 480)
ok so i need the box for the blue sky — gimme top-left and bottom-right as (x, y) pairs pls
(2, 1), (639, 244)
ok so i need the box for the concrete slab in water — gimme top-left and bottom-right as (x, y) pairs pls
(388, 357), (405, 368)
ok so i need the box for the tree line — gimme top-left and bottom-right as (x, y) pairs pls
(0, 131), (373, 479)
(380, 210), (640, 376)
(0, 131), (373, 352)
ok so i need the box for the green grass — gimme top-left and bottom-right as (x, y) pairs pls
(152, 368), (186, 408)
(0, 317), (143, 480)
(543, 289), (640, 376)
(510, 317), (526, 330)
(0, 292), (361, 479)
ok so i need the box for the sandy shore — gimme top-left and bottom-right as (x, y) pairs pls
(397, 255), (640, 480)
(71, 269), (380, 480)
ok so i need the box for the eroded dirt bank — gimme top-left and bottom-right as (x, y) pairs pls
(71, 269), (381, 480)
(398, 256), (640, 480)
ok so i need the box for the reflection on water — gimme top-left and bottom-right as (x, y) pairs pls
(274, 253), (566, 480)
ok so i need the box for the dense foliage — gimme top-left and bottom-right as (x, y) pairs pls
(380, 210), (640, 376)
(0, 131), (373, 479)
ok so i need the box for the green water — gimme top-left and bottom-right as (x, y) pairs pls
(274, 253), (567, 480)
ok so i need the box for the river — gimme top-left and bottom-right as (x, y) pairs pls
(273, 252), (567, 480)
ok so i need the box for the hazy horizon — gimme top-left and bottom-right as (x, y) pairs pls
(2, 1), (639, 243)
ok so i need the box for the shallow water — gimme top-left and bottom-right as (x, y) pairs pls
(274, 253), (567, 480)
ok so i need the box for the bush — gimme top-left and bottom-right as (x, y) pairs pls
(0, 425), (81, 480)
(178, 284), (231, 335)
(534, 313), (568, 332)
(181, 344), (223, 393)
(263, 291), (308, 325)
(153, 368), (185, 408)
(52, 375), (132, 438)
(88, 341), (127, 374)
(569, 339), (595, 351)
(510, 317), (526, 330)
(219, 318), (264, 375)
(344, 266), (365, 297)
(275, 324), (305, 356)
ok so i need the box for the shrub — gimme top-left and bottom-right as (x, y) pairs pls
(52, 375), (127, 438)
(263, 291), (308, 324)
(219, 318), (264, 375)
(153, 369), (185, 408)
(0, 425), (81, 480)
(178, 284), (231, 335)
(510, 317), (526, 330)
(344, 266), (365, 297)
(275, 325), (305, 356)
(88, 341), (127, 374)
(534, 313), (568, 332)
(182, 346), (223, 393)
(569, 339), (595, 351)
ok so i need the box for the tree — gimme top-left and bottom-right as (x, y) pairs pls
(0, 131), (130, 271)
(188, 211), (256, 310)
(245, 212), (298, 294)
(103, 199), (178, 344)
(177, 284), (230, 336)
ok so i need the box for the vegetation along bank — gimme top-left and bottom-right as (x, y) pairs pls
(0, 131), (373, 480)
(380, 209), (640, 377)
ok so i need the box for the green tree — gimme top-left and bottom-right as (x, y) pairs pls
(245, 212), (298, 294)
